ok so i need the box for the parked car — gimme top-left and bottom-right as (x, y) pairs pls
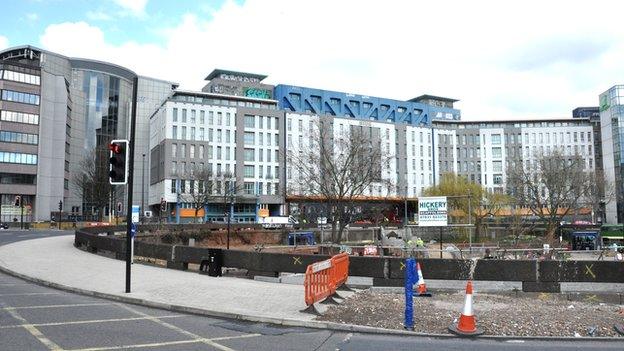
(0, 222), (8, 230)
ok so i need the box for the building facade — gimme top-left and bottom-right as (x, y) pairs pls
(599, 86), (624, 223)
(0, 45), (174, 222)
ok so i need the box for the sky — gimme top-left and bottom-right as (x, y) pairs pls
(0, 0), (623, 120)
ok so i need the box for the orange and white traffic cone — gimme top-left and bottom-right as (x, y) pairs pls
(415, 262), (431, 297)
(448, 281), (483, 336)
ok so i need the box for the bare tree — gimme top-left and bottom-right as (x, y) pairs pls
(288, 119), (394, 243)
(72, 146), (121, 221)
(506, 150), (592, 244)
(585, 170), (615, 224)
(180, 164), (215, 223)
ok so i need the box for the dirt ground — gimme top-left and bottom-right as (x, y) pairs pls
(318, 290), (624, 337)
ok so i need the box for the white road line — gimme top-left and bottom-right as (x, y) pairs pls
(4, 306), (64, 351)
(116, 303), (241, 351)
(2, 302), (112, 311)
(0, 292), (59, 296)
(210, 334), (262, 341)
(0, 314), (185, 329)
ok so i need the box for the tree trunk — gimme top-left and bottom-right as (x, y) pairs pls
(331, 221), (338, 243)
(194, 208), (199, 223)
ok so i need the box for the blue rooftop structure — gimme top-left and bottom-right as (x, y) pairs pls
(274, 84), (460, 126)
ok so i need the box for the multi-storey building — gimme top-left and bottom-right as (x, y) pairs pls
(599, 86), (624, 223)
(0, 44), (605, 224)
(148, 70), (284, 223)
(0, 45), (175, 222)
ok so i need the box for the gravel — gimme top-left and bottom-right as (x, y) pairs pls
(318, 290), (624, 337)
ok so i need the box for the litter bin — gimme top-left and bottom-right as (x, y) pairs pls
(200, 249), (223, 277)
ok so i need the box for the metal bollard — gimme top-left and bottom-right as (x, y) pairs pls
(404, 258), (415, 330)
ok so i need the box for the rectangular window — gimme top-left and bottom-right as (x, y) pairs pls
(182, 109), (187, 123)
(171, 179), (176, 193)
(267, 149), (272, 162)
(199, 127), (204, 141)
(492, 147), (502, 158)
(491, 134), (501, 144)
(244, 148), (255, 161)
(208, 111), (214, 124)
(181, 126), (187, 140)
(217, 112), (222, 125)
(190, 145), (195, 158)
(244, 132), (255, 145)
(244, 182), (254, 195)
(244, 115), (255, 128)
(172, 143), (177, 157)
(190, 127), (195, 140)
(199, 145), (204, 158)
(259, 149), (264, 162)
(180, 144), (186, 158)
(493, 161), (502, 172)
(225, 146), (230, 160)
(0, 110), (39, 124)
(216, 146), (222, 159)
(172, 108), (178, 122)
(200, 110), (205, 124)
(171, 161), (177, 174)
(244, 165), (254, 178)
(1, 90), (40, 105)
(0, 131), (38, 145)
(190, 110), (196, 123)
(216, 129), (222, 143)
(287, 118), (292, 131)
(0, 152), (38, 164)
(1, 69), (40, 85)
(225, 130), (231, 143)
(226, 112), (231, 126)
(172, 126), (178, 139)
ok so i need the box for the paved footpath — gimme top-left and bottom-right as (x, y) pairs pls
(0, 235), (317, 324)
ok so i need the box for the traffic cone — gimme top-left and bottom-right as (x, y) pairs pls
(448, 281), (483, 336)
(414, 262), (431, 297)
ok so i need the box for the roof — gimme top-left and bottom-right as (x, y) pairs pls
(409, 94), (459, 103)
(204, 69), (267, 82)
(433, 117), (591, 124)
(173, 89), (277, 103)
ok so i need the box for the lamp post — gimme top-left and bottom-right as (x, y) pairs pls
(141, 153), (146, 222)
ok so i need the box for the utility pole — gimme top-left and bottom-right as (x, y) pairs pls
(141, 153), (145, 223)
(20, 195), (24, 229)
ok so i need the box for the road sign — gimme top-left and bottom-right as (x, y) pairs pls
(418, 196), (448, 226)
(131, 205), (140, 224)
(258, 208), (269, 218)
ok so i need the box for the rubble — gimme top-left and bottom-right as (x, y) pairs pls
(318, 290), (624, 337)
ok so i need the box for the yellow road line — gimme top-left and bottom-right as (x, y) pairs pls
(2, 303), (112, 311)
(4, 307), (64, 350)
(116, 303), (247, 351)
(0, 314), (185, 329)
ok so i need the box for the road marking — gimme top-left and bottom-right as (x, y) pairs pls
(116, 303), (243, 351)
(584, 264), (596, 279)
(4, 305), (63, 350)
(0, 314), (185, 329)
(0, 292), (59, 296)
(2, 302), (112, 311)
(70, 333), (262, 351)
(506, 340), (525, 343)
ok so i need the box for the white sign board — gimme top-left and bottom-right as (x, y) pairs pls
(311, 259), (332, 273)
(131, 205), (140, 224)
(418, 196), (448, 227)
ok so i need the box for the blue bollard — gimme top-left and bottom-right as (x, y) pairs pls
(404, 258), (415, 330)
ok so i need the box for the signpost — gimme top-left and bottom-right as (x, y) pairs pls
(418, 196), (448, 258)
(131, 205), (140, 224)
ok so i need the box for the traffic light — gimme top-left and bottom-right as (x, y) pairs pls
(109, 139), (129, 185)
(160, 198), (166, 211)
(58, 200), (63, 212)
(14, 195), (21, 207)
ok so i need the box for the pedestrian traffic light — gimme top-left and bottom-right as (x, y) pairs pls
(14, 195), (21, 207)
(58, 200), (63, 212)
(109, 139), (129, 185)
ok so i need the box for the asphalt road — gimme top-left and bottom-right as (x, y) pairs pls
(0, 229), (622, 351)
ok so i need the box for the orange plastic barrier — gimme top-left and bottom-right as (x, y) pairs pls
(303, 253), (350, 306)
(331, 253), (350, 289)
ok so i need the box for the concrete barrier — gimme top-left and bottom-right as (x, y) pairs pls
(74, 226), (624, 293)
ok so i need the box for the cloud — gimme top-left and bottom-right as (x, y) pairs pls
(86, 11), (114, 21)
(113, 0), (148, 16)
(26, 13), (39, 21)
(0, 35), (8, 50)
(37, 0), (624, 120)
